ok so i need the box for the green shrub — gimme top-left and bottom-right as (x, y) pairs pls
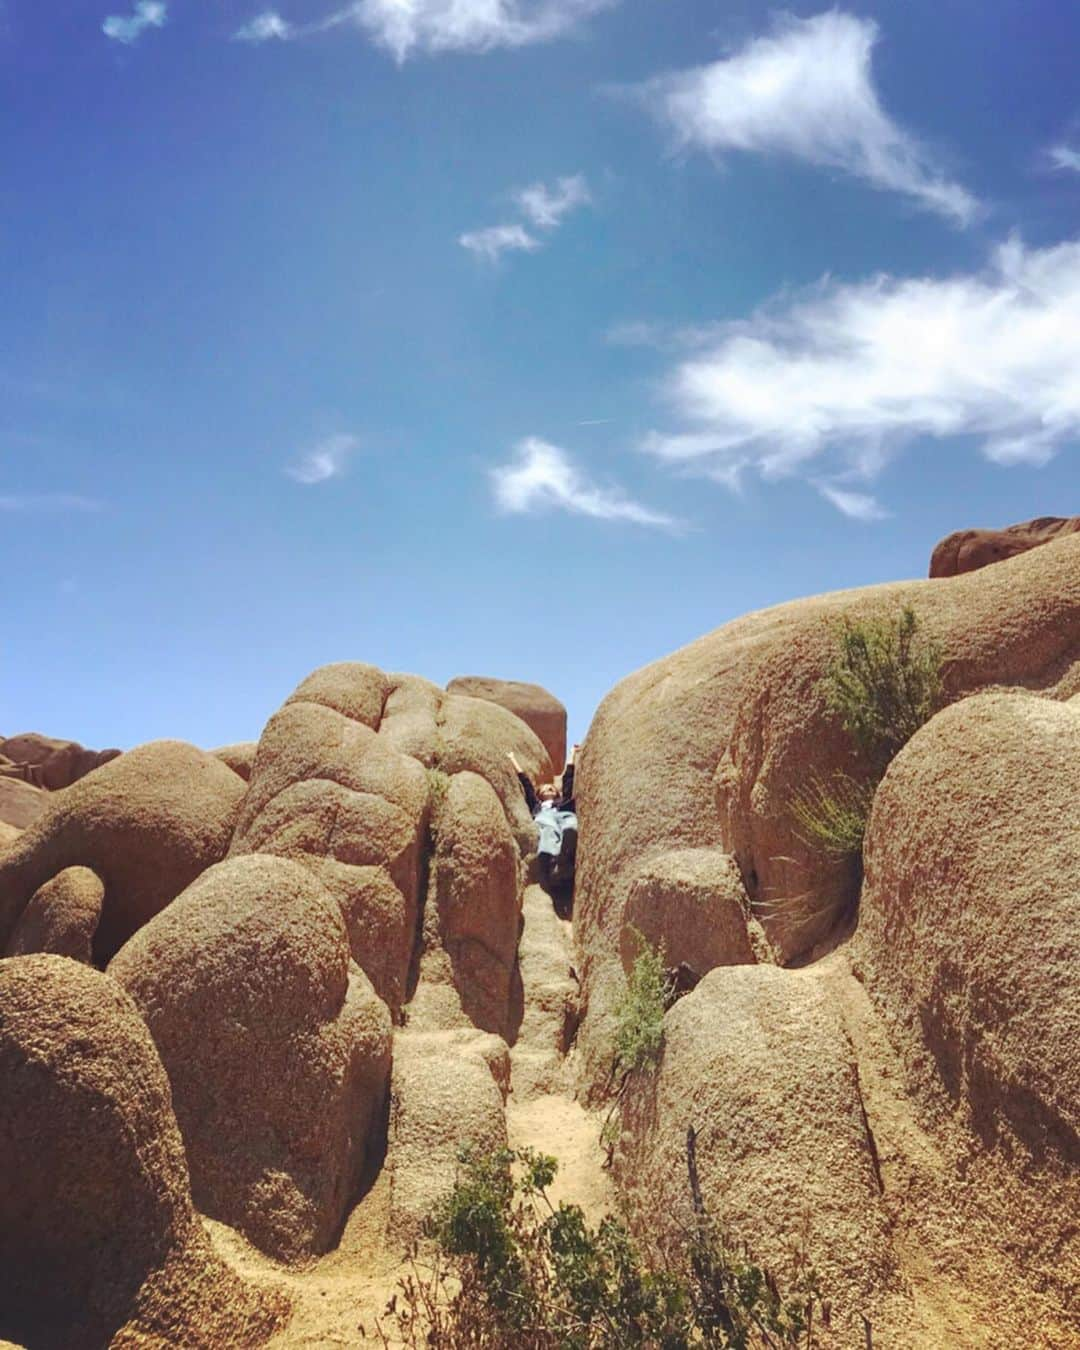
(368, 1141), (829, 1347)
(791, 607), (943, 862)
(613, 929), (667, 1076)
(789, 773), (875, 860)
(426, 768), (451, 844)
(822, 606), (943, 766)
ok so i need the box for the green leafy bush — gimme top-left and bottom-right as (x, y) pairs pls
(613, 929), (667, 1076)
(792, 607), (943, 861)
(823, 606), (943, 766)
(368, 1141), (829, 1347)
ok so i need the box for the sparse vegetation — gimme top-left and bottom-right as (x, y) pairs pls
(789, 773), (875, 859)
(367, 1138), (828, 1347)
(792, 607), (943, 861)
(426, 768), (451, 843)
(613, 928), (667, 1077)
(823, 606), (943, 767)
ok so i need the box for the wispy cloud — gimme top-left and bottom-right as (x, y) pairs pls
(641, 235), (1080, 511)
(0, 493), (104, 512)
(816, 483), (889, 522)
(284, 433), (359, 484)
(629, 10), (977, 226)
(461, 173), (589, 264)
(459, 223), (542, 263)
(1048, 143), (1080, 174)
(515, 174), (591, 228)
(102, 0), (166, 43)
(491, 437), (680, 529)
(234, 0), (612, 61)
(235, 11), (294, 41)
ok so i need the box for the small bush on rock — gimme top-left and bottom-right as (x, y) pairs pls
(823, 606), (943, 766)
(368, 1140), (827, 1347)
(792, 607), (943, 861)
(613, 929), (667, 1076)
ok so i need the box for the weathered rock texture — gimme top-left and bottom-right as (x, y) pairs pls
(0, 955), (286, 1349)
(0, 776), (45, 831)
(446, 676), (567, 779)
(0, 740), (245, 962)
(619, 847), (762, 977)
(210, 740), (257, 780)
(231, 662), (545, 1019)
(109, 854), (392, 1263)
(850, 691), (1080, 1336)
(574, 533), (1080, 1090)
(4, 866), (104, 963)
(432, 771), (522, 1039)
(616, 964), (909, 1342)
(0, 732), (120, 790)
(930, 514), (1080, 577)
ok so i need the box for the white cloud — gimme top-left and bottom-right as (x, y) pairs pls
(0, 493), (104, 512)
(1048, 143), (1080, 174)
(515, 174), (591, 228)
(461, 174), (589, 264)
(632, 10), (977, 226)
(235, 11), (295, 41)
(234, 0), (611, 61)
(642, 236), (1080, 500)
(459, 223), (541, 263)
(816, 483), (889, 522)
(285, 433), (359, 484)
(491, 437), (680, 529)
(102, 0), (166, 43)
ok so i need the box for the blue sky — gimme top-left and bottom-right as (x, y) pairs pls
(2, 0), (1078, 751)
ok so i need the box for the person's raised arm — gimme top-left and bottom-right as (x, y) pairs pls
(507, 752), (538, 813)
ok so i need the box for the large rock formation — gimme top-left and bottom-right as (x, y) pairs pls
(446, 676), (567, 779)
(930, 515), (1080, 577)
(574, 533), (1080, 1090)
(0, 740), (245, 962)
(615, 964), (909, 1341)
(0, 732), (121, 791)
(0, 955), (285, 1348)
(109, 854), (392, 1263)
(231, 663), (546, 1019)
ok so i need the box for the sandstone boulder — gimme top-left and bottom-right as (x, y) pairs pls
(615, 964), (907, 1341)
(0, 733), (121, 791)
(109, 854), (392, 1263)
(230, 686), (430, 1018)
(930, 515), (1080, 578)
(5, 866), (104, 963)
(433, 771), (522, 1039)
(619, 847), (762, 978)
(856, 691), (1079, 1162)
(446, 676), (567, 778)
(386, 1028), (510, 1243)
(0, 822), (19, 852)
(0, 955), (285, 1348)
(0, 776), (45, 830)
(0, 740), (245, 961)
(574, 534), (1080, 1090)
(210, 740), (257, 780)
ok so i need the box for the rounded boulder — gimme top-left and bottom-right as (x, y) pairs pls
(109, 853), (393, 1262)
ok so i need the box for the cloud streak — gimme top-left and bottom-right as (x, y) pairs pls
(491, 437), (679, 529)
(235, 0), (612, 61)
(285, 433), (359, 484)
(1048, 143), (1080, 174)
(641, 235), (1080, 514)
(102, 0), (166, 43)
(461, 174), (589, 264)
(630, 10), (977, 225)
(459, 223), (542, 263)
